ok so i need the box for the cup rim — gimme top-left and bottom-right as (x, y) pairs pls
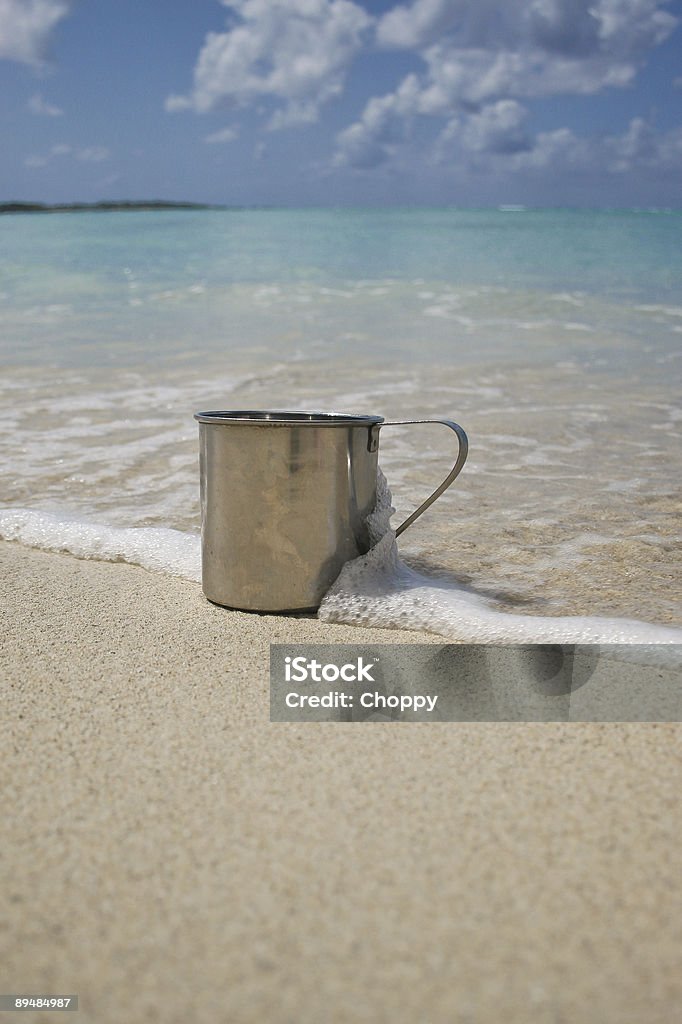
(193, 410), (384, 426)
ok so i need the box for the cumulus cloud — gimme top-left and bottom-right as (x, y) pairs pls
(505, 126), (585, 171)
(334, 73), (422, 167)
(0, 0), (71, 65)
(161, 0), (679, 191)
(166, 0), (372, 128)
(439, 111), (682, 179)
(377, 0), (676, 59)
(459, 99), (531, 154)
(28, 92), (63, 116)
(336, 0), (678, 167)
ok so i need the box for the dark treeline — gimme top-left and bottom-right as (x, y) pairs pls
(1, 201), (224, 214)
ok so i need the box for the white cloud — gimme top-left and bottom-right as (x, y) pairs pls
(445, 114), (682, 178)
(334, 73), (421, 167)
(460, 100), (531, 154)
(374, 0), (507, 50)
(657, 124), (682, 168)
(415, 39), (639, 111)
(377, 0), (676, 58)
(0, 0), (71, 65)
(23, 143), (110, 168)
(204, 126), (239, 144)
(497, 126), (589, 171)
(432, 103), (584, 171)
(383, 0), (679, 104)
(166, 0), (372, 128)
(336, 0), (678, 168)
(28, 92), (63, 116)
(607, 115), (657, 171)
(76, 146), (109, 162)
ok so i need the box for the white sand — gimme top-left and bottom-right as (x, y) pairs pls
(2, 540), (681, 1023)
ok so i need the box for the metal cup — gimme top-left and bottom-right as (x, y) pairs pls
(194, 410), (468, 612)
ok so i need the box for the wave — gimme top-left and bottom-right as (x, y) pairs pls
(3, 488), (680, 646)
(318, 473), (682, 645)
(0, 508), (201, 581)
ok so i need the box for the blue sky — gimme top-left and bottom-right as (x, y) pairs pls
(1, 0), (681, 206)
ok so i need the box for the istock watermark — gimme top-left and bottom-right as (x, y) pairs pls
(284, 655), (376, 683)
(270, 644), (682, 722)
(282, 653), (440, 712)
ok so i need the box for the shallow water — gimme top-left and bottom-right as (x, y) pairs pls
(319, 472), (681, 644)
(1, 208), (680, 635)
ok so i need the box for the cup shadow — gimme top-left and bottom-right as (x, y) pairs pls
(402, 553), (545, 610)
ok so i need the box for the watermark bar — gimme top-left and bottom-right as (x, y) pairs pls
(0, 996), (78, 1011)
(270, 643), (682, 722)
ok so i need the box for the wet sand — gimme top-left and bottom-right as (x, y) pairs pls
(2, 540), (681, 1023)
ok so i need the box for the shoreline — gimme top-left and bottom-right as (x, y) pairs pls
(0, 539), (440, 660)
(3, 540), (682, 1021)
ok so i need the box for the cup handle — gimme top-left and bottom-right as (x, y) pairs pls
(380, 419), (468, 537)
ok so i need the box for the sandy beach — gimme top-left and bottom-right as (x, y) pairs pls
(3, 539), (681, 1023)
(3, 0), (682, 1014)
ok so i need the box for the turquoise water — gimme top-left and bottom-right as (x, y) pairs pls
(1, 208), (680, 630)
(1, 207), (681, 367)
(3, 207), (681, 294)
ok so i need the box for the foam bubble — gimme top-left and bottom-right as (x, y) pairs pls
(0, 508), (201, 581)
(319, 472), (682, 645)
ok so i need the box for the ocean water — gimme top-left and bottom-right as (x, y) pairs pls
(1, 207), (680, 640)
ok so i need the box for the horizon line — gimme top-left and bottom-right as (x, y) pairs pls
(1, 199), (680, 214)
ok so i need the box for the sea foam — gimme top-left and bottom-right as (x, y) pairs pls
(2, 481), (680, 645)
(318, 472), (682, 645)
(0, 508), (201, 581)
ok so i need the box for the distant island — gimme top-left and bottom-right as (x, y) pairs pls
(0, 201), (224, 214)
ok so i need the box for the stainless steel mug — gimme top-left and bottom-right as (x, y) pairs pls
(194, 411), (468, 612)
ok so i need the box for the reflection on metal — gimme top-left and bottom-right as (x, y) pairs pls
(194, 411), (468, 612)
